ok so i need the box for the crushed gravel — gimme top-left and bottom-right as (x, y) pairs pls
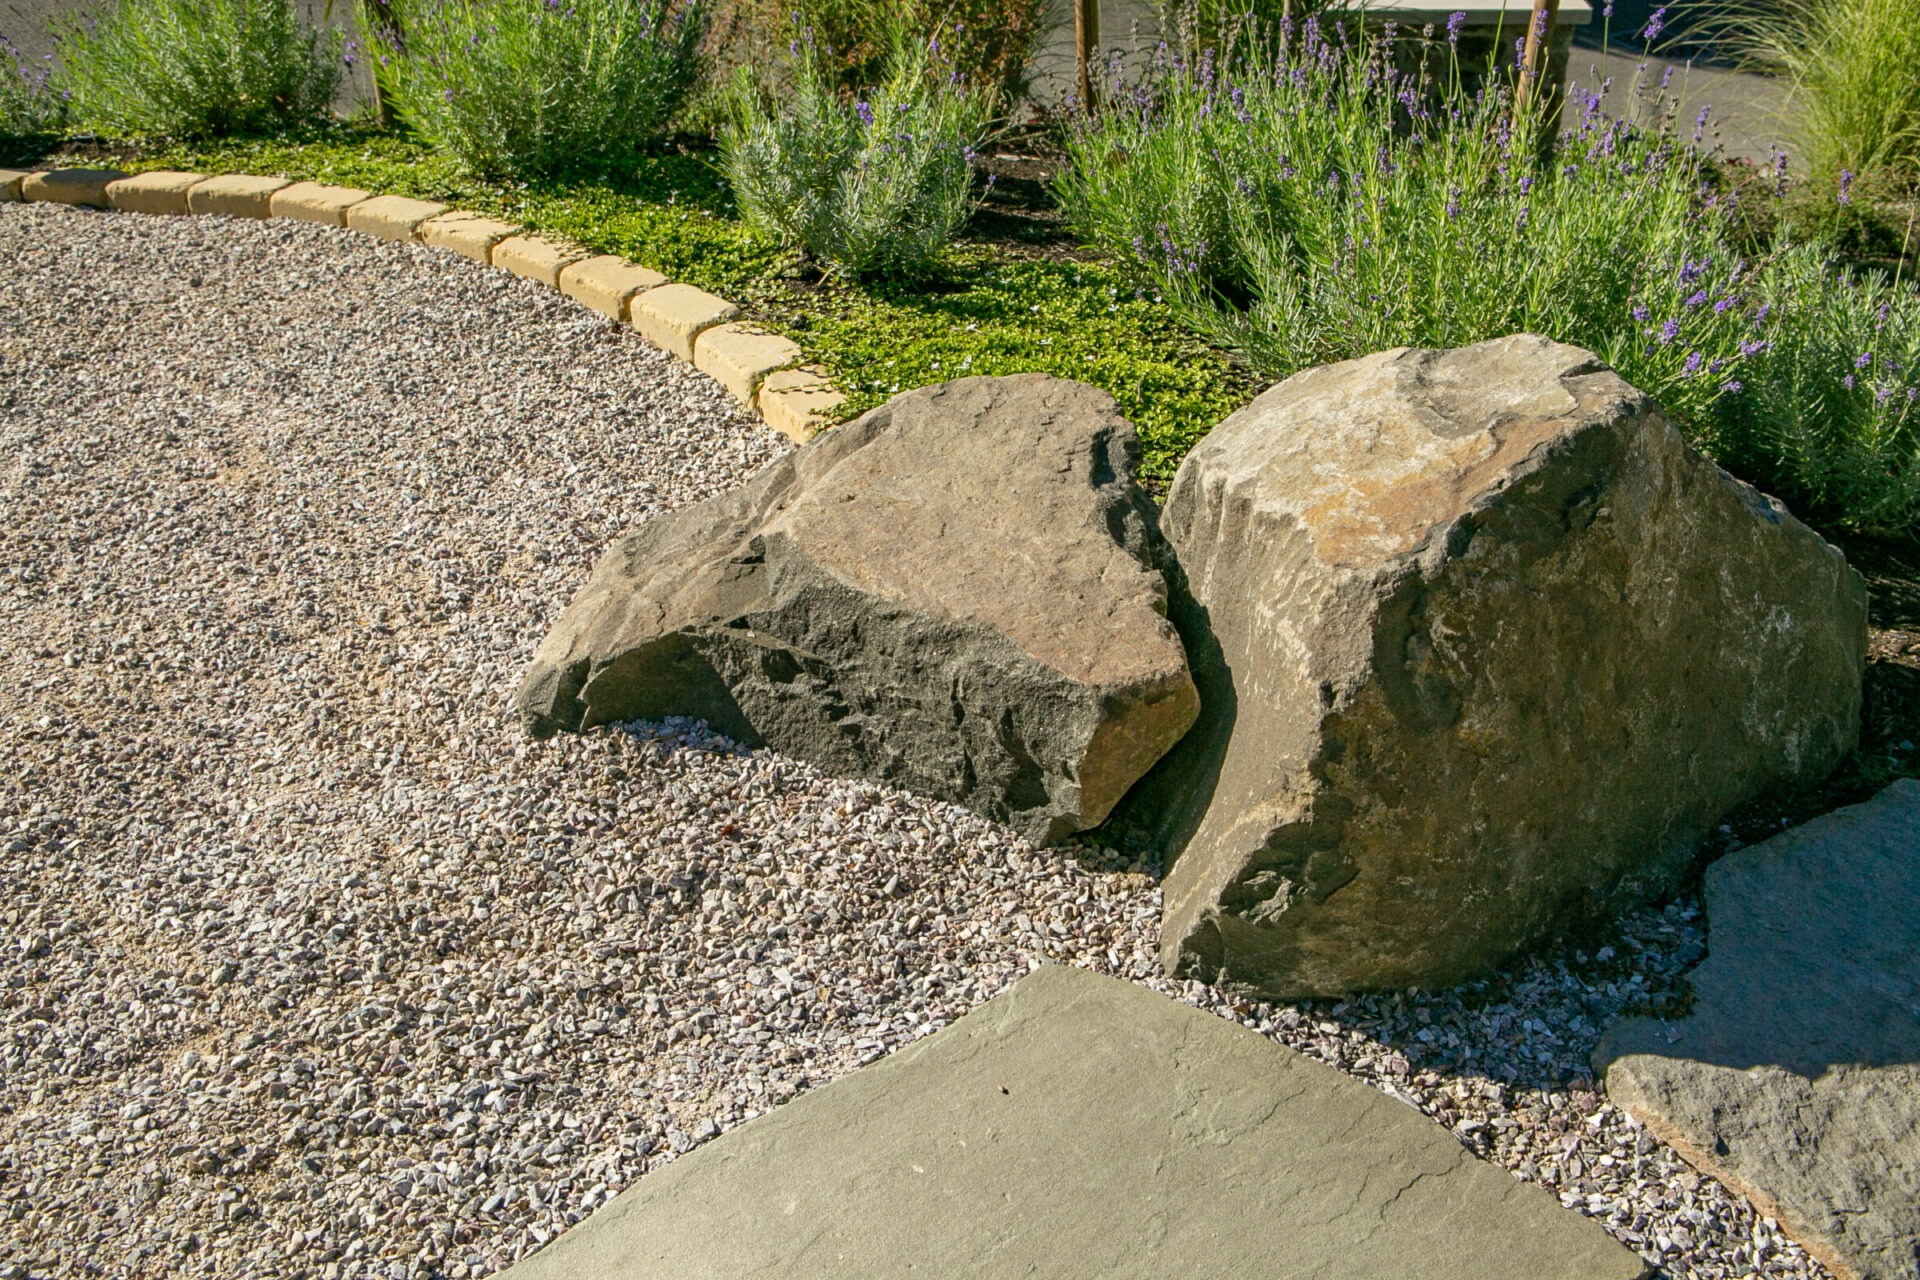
(0, 200), (1826, 1280)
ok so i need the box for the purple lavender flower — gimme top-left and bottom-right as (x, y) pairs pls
(1641, 6), (1666, 41)
(1693, 105), (1709, 144)
(1838, 169), (1854, 204)
(1659, 318), (1681, 343)
(1682, 350), (1703, 376)
(1686, 289), (1709, 307)
(1631, 304), (1649, 322)
(1856, 351), (1873, 369)
(1843, 374), (1856, 390)
(1720, 379), (1743, 393)
(855, 100), (874, 126)
(1445, 186), (1461, 220)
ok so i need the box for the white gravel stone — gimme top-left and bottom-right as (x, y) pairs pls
(0, 202), (1830, 1280)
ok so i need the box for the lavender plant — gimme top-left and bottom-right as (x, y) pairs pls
(1709, 243), (1920, 533)
(0, 35), (67, 147)
(54, 0), (340, 138)
(720, 31), (993, 280)
(1058, 18), (1920, 534)
(370, 0), (707, 178)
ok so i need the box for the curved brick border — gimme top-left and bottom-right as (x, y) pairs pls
(0, 165), (843, 444)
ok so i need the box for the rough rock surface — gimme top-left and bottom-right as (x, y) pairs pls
(1595, 779), (1920, 1280)
(520, 375), (1199, 845)
(1128, 334), (1866, 997)
(498, 965), (1649, 1280)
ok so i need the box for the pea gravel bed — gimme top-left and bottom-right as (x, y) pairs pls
(0, 201), (1825, 1280)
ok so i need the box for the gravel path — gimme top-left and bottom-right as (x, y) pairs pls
(1, 202), (1826, 1280)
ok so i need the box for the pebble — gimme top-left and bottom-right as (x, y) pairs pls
(0, 202), (1829, 1280)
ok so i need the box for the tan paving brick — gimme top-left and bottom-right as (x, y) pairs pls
(631, 283), (740, 362)
(492, 234), (591, 288)
(270, 181), (371, 227)
(0, 170), (29, 202)
(417, 211), (522, 263)
(345, 194), (449, 241)
(21, 168), (127, 208)
(695, 322), (803, 406)
(556, 255), (667, 322)
(186, 173), (292, 218)
(756, 365), (846, 444)
(105, 170), (206, 216)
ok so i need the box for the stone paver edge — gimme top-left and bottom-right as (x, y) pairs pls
(1, 165), (840, 445)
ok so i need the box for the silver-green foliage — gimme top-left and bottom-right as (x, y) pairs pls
(720, 35), (993, 280)
(55, 0), (340, 138)
(1711, 245), (1920, 535)
(370, 0), (707, 179)
(0, 35), (68, 143)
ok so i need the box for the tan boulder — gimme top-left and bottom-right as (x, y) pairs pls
(520, 375), (1198, 845)
(1129, 335), (1866, 996)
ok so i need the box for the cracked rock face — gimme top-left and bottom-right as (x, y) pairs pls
(1128, 334), (1866, 997)
(519, 375), (1199, 845)
(1596, 779), (1920, 1280)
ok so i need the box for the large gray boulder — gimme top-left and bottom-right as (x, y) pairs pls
(497, 966), (1649, 1280)
(1128, 334), (1866, 997)
(1596, 779), (1920, 1280)
(519, 375), (1199, 845)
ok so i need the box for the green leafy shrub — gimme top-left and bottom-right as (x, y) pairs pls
(369, 0), (707, 179)
(0, 35), (68, 150)
(1056, 22), (1920, 533)
(721, 31), (993, 279)
(54, 0), (340, 139)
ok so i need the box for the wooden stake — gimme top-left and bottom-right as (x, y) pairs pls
(1514, 0), (1561, 121)
(1076, 0), (1100, 111)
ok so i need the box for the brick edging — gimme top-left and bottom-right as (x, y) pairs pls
(0, 165), (843, 444)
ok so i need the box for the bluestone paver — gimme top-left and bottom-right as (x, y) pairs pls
(501, 966), (1647, 1280)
